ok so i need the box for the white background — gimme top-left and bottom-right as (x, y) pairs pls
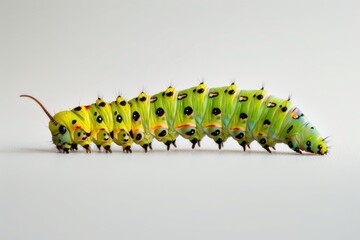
(1, 0), (359, 239)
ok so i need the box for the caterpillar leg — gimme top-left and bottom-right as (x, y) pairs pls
(57, 145), (70, 153)
(71, 143), (78, 151)
(256, 137), (274, 154)
(123, 146), (132, 153)
(142, 144), (149, 153)
(56, 142), (72, 154)
(215, 138), (224, 150)
(190, 138), (200, 149)
(83, 144), (91, 153)
(165, 140), (177, 151)
(295, 148), (302, 154)
(239, 141), (248, 151)
(104, 145), (112, 153)
(56, 145), (64, 153)
(96, 144), (112, 153)
(263, 145), (272, 153)
(142, 143), (153, 153)
(287, 140), (302, 154)
(238, 140), (251, 152)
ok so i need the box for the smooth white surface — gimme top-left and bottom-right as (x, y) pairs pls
(1, 0), (359, 239)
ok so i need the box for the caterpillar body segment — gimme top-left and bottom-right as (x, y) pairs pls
(227, 89), (255, 151)
(110, 96), (133, 153)
(128, 92), (153, 152)
(88, 98), (114, 152)
(202, 86), (229, 149)
(149, 86), (178, 150)
(177, 85), (209, 148)
(20, 83), (328, 155)
(222, 83), (240, 130)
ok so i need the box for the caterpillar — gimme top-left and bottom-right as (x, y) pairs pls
(20, 83), (328, 155)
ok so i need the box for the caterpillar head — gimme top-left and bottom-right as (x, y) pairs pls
(50, 111), (92, 152)
(50, 123), (72, 151)
(20, 95), (94, 153)
(311, 137), (328, 155)
(292, 124), (328, 155)
(20, 95), (74, 153)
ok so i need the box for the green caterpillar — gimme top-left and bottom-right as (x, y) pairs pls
(20, 83), (328, 155)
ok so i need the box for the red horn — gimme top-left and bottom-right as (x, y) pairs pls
(20, 94), (58, 125)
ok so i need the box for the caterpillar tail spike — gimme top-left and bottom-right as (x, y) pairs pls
(20, 95), (58, 125)
(20, 83), (328, 155)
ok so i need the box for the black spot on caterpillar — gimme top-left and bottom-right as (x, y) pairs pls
(20, 83), (328, 155)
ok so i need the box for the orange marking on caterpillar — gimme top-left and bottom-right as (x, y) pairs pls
(204, 124), (221, 128)
(176, 123), (195, 129)
(229, 127), (244, 131)
(292, 108), (300, 119)
(152, 125), (166, 131)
